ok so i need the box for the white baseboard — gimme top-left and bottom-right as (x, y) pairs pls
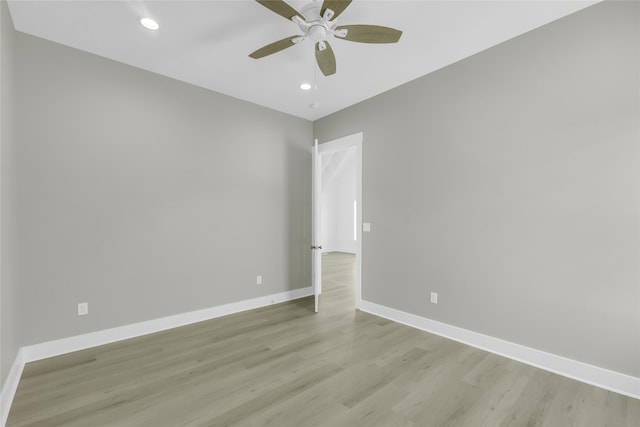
(5, 289), (635, 426)
(0, 286), (306, 425)
(23, 286), (313, 363)
(0, 348), (25, 427)
(359, 300), (640, 400)
(0, 287), (312, 426)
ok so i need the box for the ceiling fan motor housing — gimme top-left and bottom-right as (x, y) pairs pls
(293, 2), (340, 43)
(309, 25), (327, 42)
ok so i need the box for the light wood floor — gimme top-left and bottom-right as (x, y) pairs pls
(8, 252), (640, 426)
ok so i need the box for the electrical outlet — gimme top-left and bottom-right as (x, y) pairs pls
(430, 292), (438, 304)
(257, 275), (262, 285)
(78, 302), (88, 316)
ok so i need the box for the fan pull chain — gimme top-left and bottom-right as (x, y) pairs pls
(314, 57), (318, 91)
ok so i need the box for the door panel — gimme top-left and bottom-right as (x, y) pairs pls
(312, 139), (322, 312)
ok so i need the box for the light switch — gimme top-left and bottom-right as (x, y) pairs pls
(363, 223), (371, 232)
(78, 302), (88, 316)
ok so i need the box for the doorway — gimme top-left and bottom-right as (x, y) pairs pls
(316, 132), (363, 309)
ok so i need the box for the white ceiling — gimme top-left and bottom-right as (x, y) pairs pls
(7, 0), (598, 121)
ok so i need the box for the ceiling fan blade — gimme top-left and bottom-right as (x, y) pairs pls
(249, 36), (300, 59)
(256, 0), (305, 21)
(321, 0), (352, 20)
(335, 25), (402, 43)
(315, 41), (336, 76)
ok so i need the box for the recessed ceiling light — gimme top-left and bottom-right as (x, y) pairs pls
(300, 83), (312, 91)
(310, 103), (320, 109)
(140, 18), (159, 30)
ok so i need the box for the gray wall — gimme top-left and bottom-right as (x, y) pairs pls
(15, 33), (312, 345)
(1, 0), (19, 387)
(314, 1), (640, 377)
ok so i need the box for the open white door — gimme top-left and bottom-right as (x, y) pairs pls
(311, 139), (322, 312)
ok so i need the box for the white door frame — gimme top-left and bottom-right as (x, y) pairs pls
(317, 132), (363, 308)
(312, 139), (321, 312)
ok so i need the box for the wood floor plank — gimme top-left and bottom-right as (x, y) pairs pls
(498, 369), (563, 427)
(7, 252), (639, 426)
(455, 362), (535, 426)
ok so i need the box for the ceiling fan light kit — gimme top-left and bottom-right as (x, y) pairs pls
(250, 0), (403, 76)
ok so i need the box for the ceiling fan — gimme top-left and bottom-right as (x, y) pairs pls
(249, 0), (403, 76)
